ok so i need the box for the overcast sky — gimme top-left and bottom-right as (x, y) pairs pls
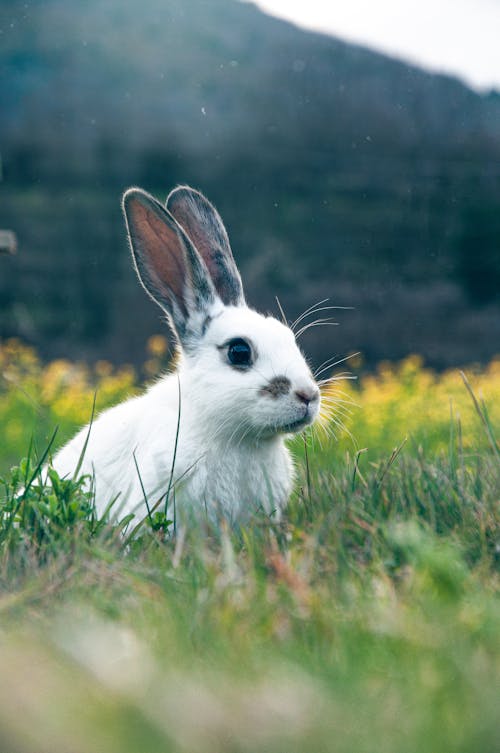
(255, 0), (500, 92)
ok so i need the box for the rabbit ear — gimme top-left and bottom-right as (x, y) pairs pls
(166, 186), (245, 307)
(123, 187), (218, 346)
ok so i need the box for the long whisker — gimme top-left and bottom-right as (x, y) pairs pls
(275, 296), (288, 326)
(320, 400), (354, 420)
(291, 304), (353, 333)
(318, 421), (338, 441)
(314, 353), (341, 377)
(329, 407), (357, 443)
(295, 321), (339, 339)
(290, 298), (330, 331)
(314, 352), (360, 379)
(318, 375), (358, 386)
(235, 421), (254, 450)
(295, 315), (338, 333)
(320, 398), (355, 413)
(319, 370), (354, 380)
(320, 398), (357, 412)
(322, 386), (357, 400)
(290, 298), (354, 330)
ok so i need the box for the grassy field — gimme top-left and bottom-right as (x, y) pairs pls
(0, 339), (499, 753)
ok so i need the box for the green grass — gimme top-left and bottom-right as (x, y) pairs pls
(0, 402), (499, 752)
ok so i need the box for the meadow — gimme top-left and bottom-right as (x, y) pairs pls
(0, 337), (499, 753)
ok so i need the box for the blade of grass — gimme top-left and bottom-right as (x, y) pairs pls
(303, 433), (312, 513)
(352, 448), (368, 491)
(133, 450), (153, 525)
(165, 375), (182, 517)
(460, 371), (499, 461)
(0, 426), (59, 544)
(72, 391), (97, 481)
(123, 456), (201, 545)
(376, 436), (408, 488)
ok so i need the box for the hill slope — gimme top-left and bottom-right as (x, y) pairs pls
(1, 0), (499, 366)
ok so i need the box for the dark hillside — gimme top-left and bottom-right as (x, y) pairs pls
(1, 0), (499, 367)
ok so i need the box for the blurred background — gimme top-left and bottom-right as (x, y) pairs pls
(1, 0), (499, 370)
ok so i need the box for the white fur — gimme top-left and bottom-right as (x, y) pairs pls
(52, 188), (320, 524)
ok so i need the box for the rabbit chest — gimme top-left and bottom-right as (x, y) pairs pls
(176, 438), (294, 523)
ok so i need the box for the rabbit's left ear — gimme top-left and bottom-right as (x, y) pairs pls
(166, 186), (245, 307)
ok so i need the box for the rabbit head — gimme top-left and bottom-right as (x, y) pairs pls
(123, 186), (320, 442)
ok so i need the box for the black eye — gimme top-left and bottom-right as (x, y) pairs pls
(227, 338), (252, 368)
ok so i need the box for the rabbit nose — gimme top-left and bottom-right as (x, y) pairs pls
(295, 387), (320, 406)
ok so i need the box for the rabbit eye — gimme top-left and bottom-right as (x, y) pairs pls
(227, 338), (252, 368)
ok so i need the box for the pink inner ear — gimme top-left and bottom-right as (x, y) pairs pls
(129, 199), (187, 310)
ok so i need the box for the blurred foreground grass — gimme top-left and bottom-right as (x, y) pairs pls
(0, 338), (499, 753)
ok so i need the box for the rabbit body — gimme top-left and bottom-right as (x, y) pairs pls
(54, 314), (295, 522)
(53, 187), (320, 523)
(54, 375), (293, 523)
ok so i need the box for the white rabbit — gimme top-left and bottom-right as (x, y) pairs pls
(53, 186), (321, 523)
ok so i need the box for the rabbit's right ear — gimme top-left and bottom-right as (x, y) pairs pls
(166, 186), (245, 307)
(123, 188), (217, 345)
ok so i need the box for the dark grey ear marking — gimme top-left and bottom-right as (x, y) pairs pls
(259, 376), (292, 398)
(166, 186), (245, 307)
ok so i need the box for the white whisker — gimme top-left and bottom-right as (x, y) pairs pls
(296, 320), (339, 339)
(314, 352), (360, 379)
(290, 298), (330, 331)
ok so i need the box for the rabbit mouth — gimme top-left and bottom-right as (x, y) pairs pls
(278, 413), (314, 434)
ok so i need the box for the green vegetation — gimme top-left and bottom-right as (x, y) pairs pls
(0, 341), (499, 752)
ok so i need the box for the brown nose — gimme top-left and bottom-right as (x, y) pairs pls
(295, 387), (320, 406)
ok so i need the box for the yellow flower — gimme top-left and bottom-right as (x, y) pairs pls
(147, 335), (168, 357)
(95, 360), (113, 378)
